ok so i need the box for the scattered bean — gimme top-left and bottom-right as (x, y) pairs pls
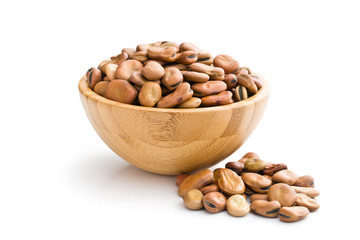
(295, 193), (320, 212)
(291, 186), (320, 198)
(278, 206), (309, 222)
(178, 169), (213, 197)
(226, 194), (250, 217)
(272, 170), (299, 185)
(203, 192), (227, 213)
(268, 183), (297, 207)
(251, 200), (281, 218)
(200, 184), (220, 195)
(213, 168), (245, 195)
(295, 175), (315, 188)
(183, 189), (203, 210)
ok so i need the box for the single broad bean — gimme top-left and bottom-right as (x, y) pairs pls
(238, 152), (260, 164)
(225, 161), (244, 175)
(260, 163), (288, 176)
(178, 169), (214, 197)
(291, 186), (320, 198)
(226, 194), (250, 217)
(104, 63), (118, 81)
(142, 61), (165, 81)
(181, 71), (209, 83)
(278, 206), (310, 222)
(197, 50), (213, 65)
(236, 72), (258, 94)
(249, 193), (268, 202)
(183, 189), (203, 210)
(295, 175), (315, 188)
(87, 68), (102, 89)
(250, 200), (281, 218)
(234, 85), (248, 101)
(295, 193), (320, 212)
(115, 60), (143, 80)
(272, 170), (299, 185)
(201, 91), (234, 107)
(105, 80), (138, 104)
(157, 82), (193, 108)
(176, 174), (190, 187)
(176, 51), (198, 64)
(268, 183), (297, 207)
(213, 168), (245, 195)
(138, 82), (162, 107)
(192, 81), (227, 97)
(161, 67), (183, 90)
(224, 74), (238, 90)
(121, 48), (136, 57)
(200, 184), (220, 195)
(189, 63), (225, 80)
(203, 192), (227, 213)
(179, 42), (200, 53)
(129, 51), (148, 62)
(213, 54), (240, 74)
(176, 97), (201, 108)
(93, 81), (109, 97)
(244, 158), (267, 172)
(129, 71), (160, 86)
(147, 46), (178, 62)
(242, 173), (272, 193)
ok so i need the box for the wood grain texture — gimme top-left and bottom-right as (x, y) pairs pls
(78, 75), (270, 175)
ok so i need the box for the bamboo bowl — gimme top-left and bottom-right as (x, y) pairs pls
(78, 75), (270, 175)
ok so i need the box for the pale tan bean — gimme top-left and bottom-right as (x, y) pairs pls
(115, 60), (143, 80)
(201, 91), (234, 107)
(87, 68), (102, 89)
(176, 97), (201, 108)
(178, 169), (214, 197)
(189, 63), (224, 80)
(203, 192), (227, 213)
(249, 194), (268, 202)
(291, 186), (320, 198)
(183, 189), (203, 210)
(192, 81), (227, 97)
(104, 63), (118, 81)
(213, 168), (245, 195)
(200, 184), (220, 195)
(93, 81), (109, 97)
(272, 170), (299, 185)
(105, 80), (138, 104)
(129, 51), (148, 62)
(295, 193), (320, 212)
(295, 175), (315, 188)
(279, 206), (310, 222)
(179, 42), (200, 53)
(161, 67), (183, 90)
(239, 152), (261, 164)
(148, 46), (178, 62)
(268, 183), (297, 207)
(181, 71), (210, 83)
(244, 158), (267, 172)
(226, 194), (250, 217)
(138, 82), (162, 107)
(250, 200), (281, 218)
(176, 51), (198, 64)
(197, 50), (213, 65)
(157, 82), (193, 108)
(214, 54), (240, 74)
(234, 85), (248, 101)
(142, 61), (165, 81)
(224, 74), (238, 90)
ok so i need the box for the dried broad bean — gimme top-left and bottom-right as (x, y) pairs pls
(260, 163), (288, 176)
(192, 81), (227, 97)
(147, 46), (178, 62)
(213, 54), (240, 74)
(201, 91), (234, 107)
(87, 68), (102, 89)
(176, 97), (201, 108)
(226, 194), (250, 217)
(225, 161), (244, 175)
(176, 51), (198, 64)
(105, 80), (138, 104)
(179, 42), (200, 53)
(278, 206), (310, 222)
(157, 82), (193, 108)
(189, 63), (224, 80)
(142, 61), (165, 81)
(200, 184), (220, 195)
(291, 186), (320, 198)
(178, 169), (213, 197)
(93, 81), (109, 97)
(213, 168), (245, 195)
(115, 60), (143, 80)
(295, 193), (320, 212)
(197, 50), (213, 65)
(203, 192), (227, 213)
(138, 82), (162, 107)
(268, 183), (297, 207)
(250, 200), (281, 218)
(272, 170), (299, 185)
(183, 189), (203, 210)
(161, 67), (183, 90)
(181, 71), (210, 83)
(295, 175), (315, 187)
(249, 194), (268, 202)
(244, 158), (267, 172)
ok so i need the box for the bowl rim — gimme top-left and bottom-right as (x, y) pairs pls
(78, 74), (270, 113)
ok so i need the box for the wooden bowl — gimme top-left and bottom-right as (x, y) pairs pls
(78, 75), (270, 175)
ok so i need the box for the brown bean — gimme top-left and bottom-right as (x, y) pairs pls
(93, 81), (109, 97)
(87, 68), (103, 89)
(104, 63), (119, 81)
(213, 168), (245, 195)
(98, 59), (111, 74)
(260, 163), (288, 176)
(142, 61), (165, 81)
(192, 81), (227, 97)
(189, 63), (224, 80)
(176, 51), (198, 64)
(237, 72), (258, 94)
(278, 206), (309, 222)
(143, 59), (167, 66)
(110, 52), (128, 65)
(176, 97), (201, 108)
(200, 184), (220, 195)
(272, 170), (299, 185)
(161, 67), (183, 90)
(148, 46), (178, 62)
(291, 186), (320, 198)
(249, 193), (268, 202)
(197, 50), (213, 65)
(295, 175), (315, 188)
(238, 152), (260, 164)
(181, 71), (209, 83)
(136, 42), (161, 52)
(242, 173), (272, 192)
(138, 82), (162, 107)
(268, 183), (297, 207)
(244, 158), (267, 172)
(122, 48), (136, 57)
(225, 162), (244, 175)
(234, 85), (248, 101)
(213, 54), (240, 74)
(129, 51), (148, 62)
(251, 74), (263, 89)
(176, 174), (190, 187)
(105, 80), (138, 104)
(115, 60), (143, 80)
(223, 74), (238, 90)
(157, 82), (193, 108)
(158, 41), (179, 52)
(179, 42), (200, 53)
(129, 71), (160, 86)
(201, 91), (234, 107)
(295, 193), (320, 212)
(250, 200), (281, 218)
(178, 169), (214, 197)
(164, 63), (189, 71)
(203, 192), (227, 213)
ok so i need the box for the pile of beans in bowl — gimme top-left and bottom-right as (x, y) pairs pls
(85, 41), (263, 108)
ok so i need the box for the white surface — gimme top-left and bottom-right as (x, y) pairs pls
(0, 0), (359, 239)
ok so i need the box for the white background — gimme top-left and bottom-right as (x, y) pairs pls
(1, 0), (359, 239)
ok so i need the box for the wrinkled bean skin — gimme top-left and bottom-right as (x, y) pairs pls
(295, 175), (315, 188)
(225, 161), (244, 175)
(203, 192), (227, 213)
(244, 158), (267, 172)
(176, 51), (198, 64)
(213, 54), (240, 74)
(200, 184), (220, 195)
(189, 63), (224, 80)
(201, 91), (234, 107)
(295, 193), (320, 212)
(250, 194), (268, 202)
(130, 51), (148, 62)
(237, 72), (258, 94)
(161, 67), (183, 90)
(224, 74), (238, 90)
(279, 206), (310, 222)
(87, 68), (102, 89)
(178, 169), (214, 197)
(197, 50), (213, 65)
(138, 82), (162, 107)
(93, 81), (109, 97)
(239, 152), (260, 164)
(104, 63), (118, 81)
(181, 71), (209, 83)
(176, 97), (201, 108)
(157, 82), (193, 108)
(272, 170), (299, 185)
(176, 174), (190, 187)
(105, 80), (138, 104)
(234, 85), (248, 101)
(260, 163), (288, 176)
(115, 60), (143, 80)
(213, 168), (245, 195)
(226, 194), (250, 217)
(192, 81), (227, 97)
(268, 183), (297, 207)
(242, 173), (272, 191)
(179, 42), (200, 53)
(148, 46), (178, 62)
(251, 200), (281, 218)
(183, 189), (203, 210)
(291, 186), (320, 198)
(142, 61), (165, 81)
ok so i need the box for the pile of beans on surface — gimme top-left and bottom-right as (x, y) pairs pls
(85, 41), (263, 108)
(176, 152), (320, 222)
